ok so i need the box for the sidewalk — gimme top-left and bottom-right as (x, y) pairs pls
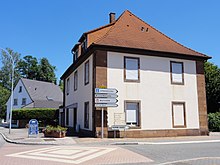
(0, 127), (77, 145)
(1, 126), (220, 145)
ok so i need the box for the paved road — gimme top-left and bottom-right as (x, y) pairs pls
(0, 139), (220, 164)
(123, 142), (220, 164)
(0, 134), (6, 148)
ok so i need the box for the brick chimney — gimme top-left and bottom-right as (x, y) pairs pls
(109, 12), (116, 23)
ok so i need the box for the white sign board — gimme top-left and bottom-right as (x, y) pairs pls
(114, 113), (126, 125)
(95, 93), (118, 98)
(95, 103), (118, 107)
(95, 98), (118, 104)
(95, 88), (118, 94)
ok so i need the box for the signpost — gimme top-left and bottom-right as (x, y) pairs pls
(28, 119), (38, 137)
(95, 88), (118, 139)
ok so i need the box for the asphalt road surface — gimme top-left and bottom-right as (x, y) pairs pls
(0, 138), (220, 165)
(123, 142), (220, 164)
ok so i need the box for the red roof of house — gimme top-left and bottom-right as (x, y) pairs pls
(86, 10), (209, 58)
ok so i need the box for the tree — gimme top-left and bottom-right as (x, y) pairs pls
(59, 79), (64, 91)
(0, 85), (10, 119)
(0, 48), (21, 90)
(204, 61), (220, 113)
(17, 55), (38, 79)
(38, 58), (57, 83)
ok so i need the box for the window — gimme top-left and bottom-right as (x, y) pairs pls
(66, 108), (69, 126)
(84, 60), (89, 85)
(75, 49), (79, 60)
(22, 98), (26, 105)
(13, 99), (18, 106)
(19, 86), (22, 93)
(74, 71), (78, 91)
(124, 57), (140, 82)
(125, 101), (140, 126)
(66, 78), (70, 95)
(84, 102), (89, 129)
(172, 102), (186, 128)
(81, 38), (87, 54)
(170, 61), (184, 85)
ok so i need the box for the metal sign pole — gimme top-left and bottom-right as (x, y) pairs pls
(101, 107), (104, 139)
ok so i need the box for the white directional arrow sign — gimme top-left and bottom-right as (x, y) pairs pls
(95, 93), (118, 98)
(95, 88), (118, 94)
(95, 104), (118, 107)
(95, 98), (118, 104)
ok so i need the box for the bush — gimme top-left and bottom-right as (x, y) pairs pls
(208, 112), (220, 132)
(12, 108), (59, 126)
(43, 125), (67, 133)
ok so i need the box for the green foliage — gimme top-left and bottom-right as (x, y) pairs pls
(38, 58), (57, 83)
(44, 125), (67, 133)
(17, 55), (57, 84)
(208, 112), (220, 132)
(204, 62), (220, 113)
(17, 55), (38, 79)
(12, 108), (58, 126)
(58, 79), (64, 91)
(0, 85), (10, 119)
(0, 48), (21, 89)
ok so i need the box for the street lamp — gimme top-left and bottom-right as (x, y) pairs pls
(0, 48), (14, 134)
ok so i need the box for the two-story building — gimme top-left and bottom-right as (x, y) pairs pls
(61, 10), (210, 138)
(6, 78), (63, 127)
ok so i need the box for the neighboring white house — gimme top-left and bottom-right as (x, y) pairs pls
(61, 10), (210, 138)
(6, 78), (63, 127)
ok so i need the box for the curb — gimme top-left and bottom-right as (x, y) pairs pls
(111, 139), (220, 145)
(0, 131), (57, 145)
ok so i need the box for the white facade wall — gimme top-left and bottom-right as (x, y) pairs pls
(107, 51), (199, 130)
(6, 80), (32, 122)
(65, 55), (93, 131)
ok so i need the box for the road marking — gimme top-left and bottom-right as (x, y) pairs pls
(138, 139), (220, 145)
(7, 146), (116, 164)
(158, 157), (220, 165)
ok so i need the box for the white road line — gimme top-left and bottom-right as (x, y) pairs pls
(138, 139), (220, 145)
(158, 157), (220, 165)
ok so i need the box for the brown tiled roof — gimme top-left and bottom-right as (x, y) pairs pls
(89, 10), (209, 58)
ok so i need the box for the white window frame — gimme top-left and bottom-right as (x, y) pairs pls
(170, 61), (184, 85)
(84, 60), (89, 85)
(124, 57), (140, 82)
(74, 71), (78, 91)
(125, 101), (140, 127)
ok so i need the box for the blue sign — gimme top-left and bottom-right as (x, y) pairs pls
(28, 119), (38, 136)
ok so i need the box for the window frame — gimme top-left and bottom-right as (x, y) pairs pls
(19, 86), (22, 93)
(84, 60), (89, 85)
(13, 98), (18, 106)
(74, 70), (78, 91)
(84, 102), (89, 129)
(21, 98), (26, 105)
(170, 61), (184, 85)
(172, 102), (186, 128)
(124, 56), (140, 82)
(66, 78), (70, 95)
(124, 100), (141, 128)
(66, 108), (69, 126)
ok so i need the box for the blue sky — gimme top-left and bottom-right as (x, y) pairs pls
(0, 0), (219, 79)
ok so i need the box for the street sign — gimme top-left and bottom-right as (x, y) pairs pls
(95, 88), (118, 139)
(28, 119), (38, 136)
(111, 125), (129, 130)
(95, 93), (118, 98)
(95, 103), (118, 107)
(95, 88), (118, 94)
(95, 98), (118, 104)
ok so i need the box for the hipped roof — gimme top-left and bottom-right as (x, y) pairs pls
(86, 10), (210, 58)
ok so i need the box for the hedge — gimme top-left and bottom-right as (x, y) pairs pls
(208, 112), (220, 132)
(12, 108), (59, 126)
